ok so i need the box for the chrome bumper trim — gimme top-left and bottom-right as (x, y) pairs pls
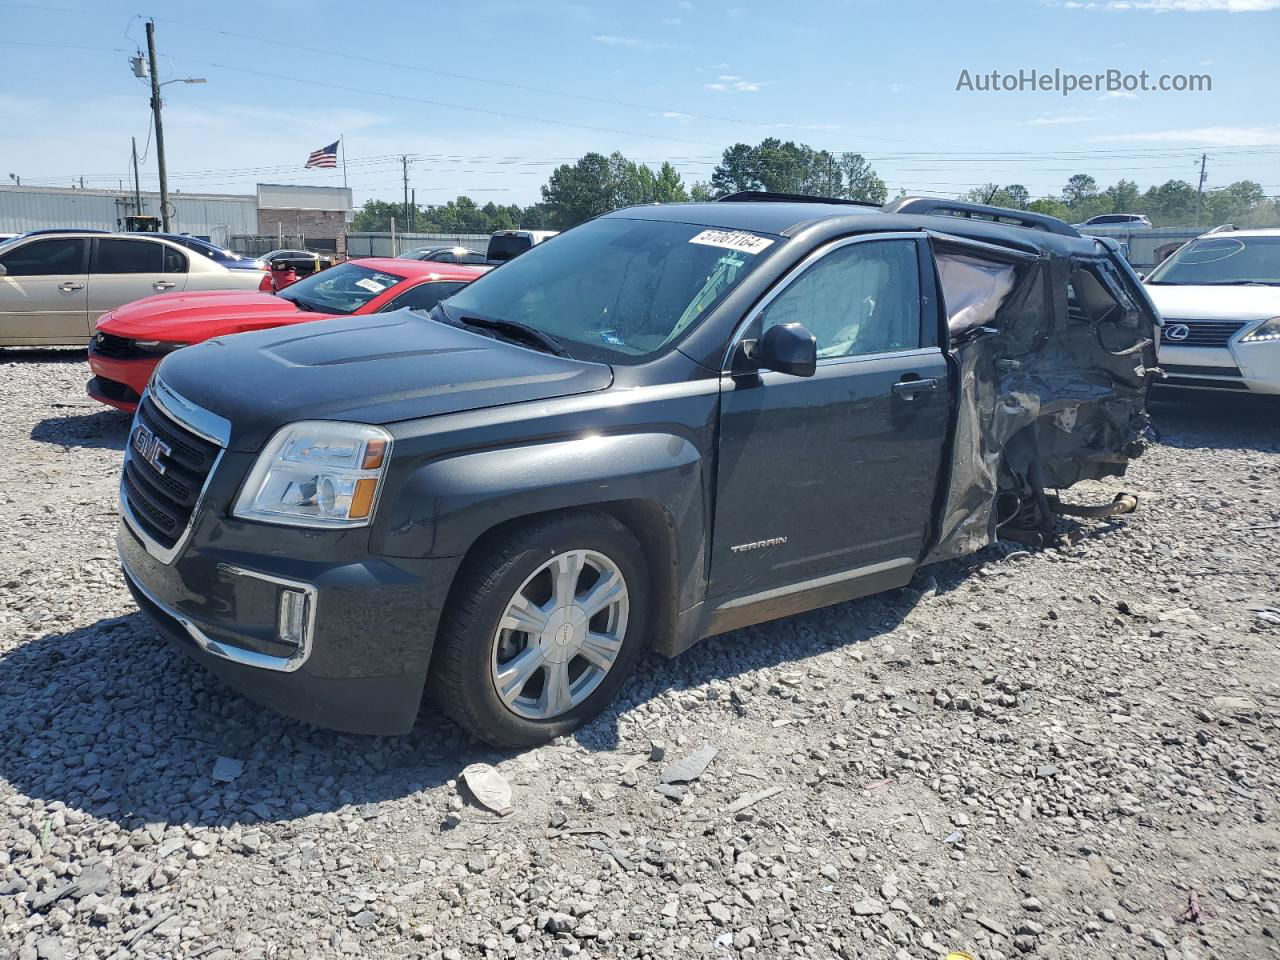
(119, 544), (316, 673)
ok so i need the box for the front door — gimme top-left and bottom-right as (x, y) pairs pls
(87, 238), (189, 325)
(710, 234), (951, 599)
(0, 237), (90, 344)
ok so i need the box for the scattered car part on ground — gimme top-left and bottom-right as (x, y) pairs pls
(115, 198), (1157, 747)
(87, 259), (485, 411)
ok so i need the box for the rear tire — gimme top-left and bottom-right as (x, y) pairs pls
(429, 511), (650, 748)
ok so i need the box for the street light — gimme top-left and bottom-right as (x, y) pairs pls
(162, 77), (206, 87)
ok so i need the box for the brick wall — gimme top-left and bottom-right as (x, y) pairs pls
(256, 208), (348, 254)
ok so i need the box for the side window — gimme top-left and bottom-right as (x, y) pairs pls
(381, 281), (467, 314)
(163, 246), (188, 274)
(760, 239), (922, 359)
(462, 252), (488, 264)
(0, 238), (86, 276)
(93, 239), (163, 274)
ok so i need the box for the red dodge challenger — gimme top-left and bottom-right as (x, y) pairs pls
(87, 258), (488, 412)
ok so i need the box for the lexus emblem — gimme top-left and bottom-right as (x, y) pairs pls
(1163, 323), (1191, 342)
(131, 424), (172, 475)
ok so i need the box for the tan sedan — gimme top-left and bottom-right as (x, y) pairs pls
(0, 232), (269, 346)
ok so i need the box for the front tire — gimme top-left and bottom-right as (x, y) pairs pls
(430, 511), (650, 748)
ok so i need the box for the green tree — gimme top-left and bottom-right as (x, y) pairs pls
(653, 162), (689, 204)
(1062, 174), (1100, 209)
(1141, 180), (1198, 226)
(836, 153), (888, 204)
(1207, 180), (1266, 226)
(1103, 178), (1141, 213)
(689, 181), (716, 202)
(540, 151), (689, 228)
(960, 184), (1031, 209)
(352, 199), (404, 231)
(709, 139), (886, 202)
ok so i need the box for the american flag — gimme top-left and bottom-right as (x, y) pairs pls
(305, 141), (339, 169)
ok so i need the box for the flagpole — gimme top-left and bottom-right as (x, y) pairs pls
(340, 135), (348, 189)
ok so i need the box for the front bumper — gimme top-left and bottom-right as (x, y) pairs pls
(86, 348), (157, 412)
(1156, 341), (1280, 396)
(118, 517), (462, 735)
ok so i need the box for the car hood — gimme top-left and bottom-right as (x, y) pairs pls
(97, 291), (329, 340)
(1145, 283), (1280, 322)
(154, 309), (615, 452)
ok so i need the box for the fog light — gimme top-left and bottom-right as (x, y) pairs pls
(277, 588), (309, 648)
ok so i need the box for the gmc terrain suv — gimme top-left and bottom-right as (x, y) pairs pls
(116, 195), (1158, 747)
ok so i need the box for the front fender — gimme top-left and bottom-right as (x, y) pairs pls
(372, 432), (705, 584)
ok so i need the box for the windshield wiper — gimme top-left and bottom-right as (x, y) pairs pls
(1198, 280), (1280, 286)
(460, 316), (569, 357)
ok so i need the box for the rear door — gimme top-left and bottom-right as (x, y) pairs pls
(87, 238), (189, 324)
(0, 237), (90, 344)
(710, 234), (951, 599)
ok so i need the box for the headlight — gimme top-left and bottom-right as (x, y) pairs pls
(233, 422), (393, 528)
(1241, 316), (1280, 344)
(136, 340), (189, 354)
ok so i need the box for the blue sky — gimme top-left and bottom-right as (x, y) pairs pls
(1, 0), (1276, 207)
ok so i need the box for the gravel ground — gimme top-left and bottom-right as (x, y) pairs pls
(1, 348), (1277, 960)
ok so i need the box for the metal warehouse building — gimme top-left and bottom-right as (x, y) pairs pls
(0, 185), (257, 246)
(0, 183), (352, 252)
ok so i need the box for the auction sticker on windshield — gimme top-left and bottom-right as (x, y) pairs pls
(689, 229), (775, 255)
(355, 277), (389, 293)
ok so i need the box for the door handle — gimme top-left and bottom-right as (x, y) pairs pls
(153, 280), (177, 290)
(892, 377), (939, 398)
(58, 282), (84, 292)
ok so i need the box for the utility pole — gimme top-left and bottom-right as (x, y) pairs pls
(411, 188), (416, 232)
(1194, 153), (1208, 224)
(131, 136), (143, 216)
(145, 19), (170, 231)
(401, 155), (411, 235)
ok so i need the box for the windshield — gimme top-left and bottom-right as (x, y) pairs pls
(1146, 235), (1280, 285)
(487, 235), (532, 262)
(445, 217), (778, 363)
(277, 262), (405, 314)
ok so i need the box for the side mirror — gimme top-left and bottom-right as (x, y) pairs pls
(753, 322), (817, 377)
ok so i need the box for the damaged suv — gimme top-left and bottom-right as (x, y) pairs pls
(116, 194), (1158, 747)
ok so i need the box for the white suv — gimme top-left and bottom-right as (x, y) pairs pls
(1144, 227), (1280, 396)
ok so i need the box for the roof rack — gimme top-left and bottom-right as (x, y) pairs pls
(716, 190), (881, 208)
(883, 197), (1079, 237)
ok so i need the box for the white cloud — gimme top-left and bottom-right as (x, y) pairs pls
(660, 16), (683, 25)
(727, 6), (748, 15)
(1097, 90), (1140, 100)
(592, 34), (648, 48)
(705, 74), (765, 92)
(1091, 125), (1280, 145)
(1028, 113), (1104, 125)
(654, 111), (693, 123)
(1063, 0), (1280, 10)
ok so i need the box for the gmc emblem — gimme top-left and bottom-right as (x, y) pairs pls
(132, 424), (172, 475)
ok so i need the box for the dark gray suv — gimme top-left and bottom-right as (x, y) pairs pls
(116, 196), (1158, 747)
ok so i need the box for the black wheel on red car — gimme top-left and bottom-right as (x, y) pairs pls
(429, 511), (650, 748)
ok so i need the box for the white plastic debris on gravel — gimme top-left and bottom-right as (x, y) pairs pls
(1, 349), (1278, 960)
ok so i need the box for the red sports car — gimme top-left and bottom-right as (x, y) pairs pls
(87, 258), (488, 412)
